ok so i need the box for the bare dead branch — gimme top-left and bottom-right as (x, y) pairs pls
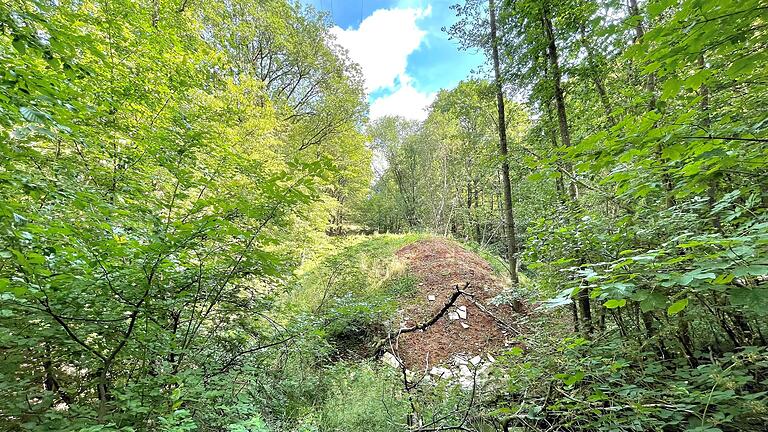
(399, 282), (473, 334)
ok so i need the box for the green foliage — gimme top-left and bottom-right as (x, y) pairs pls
(492, 321), (768, 431)
(386, 0), (768, 430)
(357, 82), (543, 253)
(316, 362), (408, 432)
(2, 0), (767, 430)
(289, 234), (423, 313)
(0, 0), (369, 430)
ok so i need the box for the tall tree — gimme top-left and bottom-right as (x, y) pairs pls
(489, 0), (520, 284)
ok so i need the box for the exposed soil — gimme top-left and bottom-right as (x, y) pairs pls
(392, 238), (526, 370)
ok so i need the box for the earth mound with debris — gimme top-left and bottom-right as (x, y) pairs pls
(389, 239), (527, 372)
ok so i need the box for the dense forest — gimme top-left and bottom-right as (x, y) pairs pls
(1, 0), (766, 431)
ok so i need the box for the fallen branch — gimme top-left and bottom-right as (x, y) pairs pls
(373, 282), (472, 357)
(399, 282), (473, 334)
(464, 295), (520, 335)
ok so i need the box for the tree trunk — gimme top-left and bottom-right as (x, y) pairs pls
(578, 283), (593, 336)
(628, 0), (645, 41)
(627, 0), (674, 207)
(97, 365), (109, 421)
(473, 181), (482, 243)
(542, 5), (577, 200)
(677, 317), (698, 367)
(571, 302), (580, 333)
(466, 181), (473, 239)
(489, 0), (519, 284)
(578, 24), (615, 125)
(699, 54), (722, 232)
(543, 5), (593, 336)
(544, 101), (568, 204)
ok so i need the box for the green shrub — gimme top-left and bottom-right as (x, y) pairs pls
(318, 362), (408, 432)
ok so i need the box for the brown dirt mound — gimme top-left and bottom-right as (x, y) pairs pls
(392, 238), (525, 370)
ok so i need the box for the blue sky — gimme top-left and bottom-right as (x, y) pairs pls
(302, 0), (485, 120)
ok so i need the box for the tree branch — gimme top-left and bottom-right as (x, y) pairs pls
(399, 282), (472, 334)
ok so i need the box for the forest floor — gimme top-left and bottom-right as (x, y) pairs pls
(393, 239), (528, 370)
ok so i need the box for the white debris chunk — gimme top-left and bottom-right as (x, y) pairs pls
(428, 295), (436, 301)
(460, 322), (470, 329)
(405, 369), (417, 381)
(459, 377), (475, 389)
(448, 312), (460, 320)
(457, 306), (467, 319)
(487, 354), (496, 363)
(470, 355), (482, 366)
(459, 364), (472, 377)
(381, 352), (401, 369)
(430, 366), (453, 378)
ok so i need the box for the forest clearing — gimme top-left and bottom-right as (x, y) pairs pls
(1, 0), (767, 431)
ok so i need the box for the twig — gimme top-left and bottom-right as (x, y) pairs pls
(399, 282), (472, 334)
(372, 283), (473, 358)
(464, 295), (519, 335)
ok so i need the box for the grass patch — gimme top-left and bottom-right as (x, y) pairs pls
(287, 233), (425, 314)
(309, 361), (407, 432)
(282, 233), (425, 359)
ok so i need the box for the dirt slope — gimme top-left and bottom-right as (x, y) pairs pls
(393, 239), (525, 370)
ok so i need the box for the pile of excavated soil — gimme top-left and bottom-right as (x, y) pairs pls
(392, 239), (526, 370)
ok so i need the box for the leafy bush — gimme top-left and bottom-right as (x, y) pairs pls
(317, 362), (408, 432)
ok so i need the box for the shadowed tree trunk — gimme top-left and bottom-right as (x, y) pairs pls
(489, 0), (519, 284)
(578, 23), (615, 125)
(543, 4), (592, 335)
(628, 0), (675, 208)
(542, 5), (577, 200)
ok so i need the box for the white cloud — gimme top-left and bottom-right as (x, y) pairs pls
(331, 5), (431, 92)
(330, 5), (435, 121)
(369, 76), (436, 121)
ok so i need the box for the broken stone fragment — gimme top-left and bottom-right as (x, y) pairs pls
(487, 354), (496, 363)
(381, 352), (402, 369)
(458, 364), (472, 376)
(458, 376), (474, 390)
(470, 355), (482, 366)
(428, 295), (436, 301)
(460, 322), (469, 329)
(457, 306), (467, 319)
(448, 312), (460, 320)
(405, 369), (417, 381)
(429, 366), (453, 378)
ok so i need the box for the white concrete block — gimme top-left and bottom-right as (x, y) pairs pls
(381, 352), (401, 369)
(429, 366), (453, 378)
